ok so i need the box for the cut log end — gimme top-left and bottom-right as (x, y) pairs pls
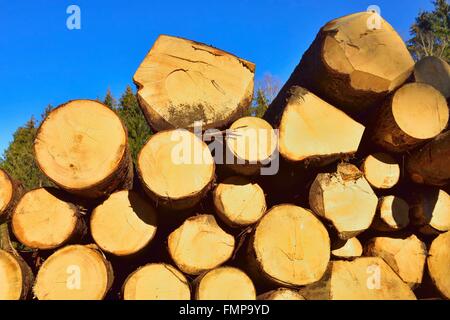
(213, 176), (266, 227)
(250, 204), (330, 286)
(365, 235), (427, 289)
(168, 215), (235, 275)
(122, 263), (190, 300)
(331, 237), (363, 259)
(362, 153), (400, 189)
(275, 87), (364, 164)
(258, 288), (305, 300)
(195, 267), (256, 300)
(90, 190), (157, 256)
(410, 188), (450, 234)
(309, 163), (378, 239)
(0, 169), (13, 216)
(137, 129), (215, 209)
(371, 196), (409, 232)
(34, 245), (113, 300)
(225, 117), (277, 175)
(12, 188), (83, 250)
(299, 257), (416, 300)
(372, 83), (448, 152)
(0, 249), (29, 300)
(133, 35), (255, 131)
(34, 100), (132, 198)
(428, 231), (450, 299)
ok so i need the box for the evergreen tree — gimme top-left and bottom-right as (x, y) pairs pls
(408, 0), (450, 62)
(116, 85), (152, 161)
(0, 116), (53, 190)
(103, 88), (117, 109)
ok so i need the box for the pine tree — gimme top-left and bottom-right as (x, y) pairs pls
(116, 85), (152, 161)
(408, 0), (450, 62)
(0, 116), (53, 190)
(103, 88), (117, 109)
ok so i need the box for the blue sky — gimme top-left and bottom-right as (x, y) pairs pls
(0, 0), (434, 153)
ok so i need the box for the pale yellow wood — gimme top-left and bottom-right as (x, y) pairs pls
(251, 204), (330, 286)
(331, 237), (362, 259)
(427, 231), (450, 299)
(0, 249), (23, 300)
(278, 87), (365, 163)
(168, 215), (234, 275)
(213, 176), (266, 227)
(134, 35), (255, 131)
(11, 188), (79, 250)
(258, 288), (305, 300)
(410, 189), (450, 234)
(365, 235), (427, 288)
(90, 190), (157, 256)
(123, 263), (190, 300)
(196, 267), (255, 300)
(138, 129), (215, 209)
(414, 56), (450, 98)
(372, 196), (409, 231)
(362, 153), (400, 189)
(309, 163), (378, 239)
(0, 169), (13, 214)
(34, 245), (113, 300)
(299, 257), (416, 300)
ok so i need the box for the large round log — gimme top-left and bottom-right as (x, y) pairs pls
(168, 215), (234, 275)
(265, 86), (365, 166)
(11, 188), (85, 250)
(427, 231), (450, 299)
(361, 153), (400, 189)
(122, 263), (191, 300)
(0, 169), (23, 221)
(248, 204), (330, 287)
(34, 100), (133, 199)
(299, 257), (416, 300)
(371, 83), (448, 153)
(34, 244), (114, 300)
(265, 12), (414, 121)
(309, 163), (378, 239)
(133, 35), (255, 131)
(90, 190), (157, 256)
(194, 267), (256, 300)
(212, 176), (266, 228)
(137, 129), (215, 209)
(406, 131), (450, 186)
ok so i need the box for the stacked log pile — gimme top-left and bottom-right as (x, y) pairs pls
(0, 11), (449, 300)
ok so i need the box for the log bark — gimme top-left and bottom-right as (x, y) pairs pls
(406, 131), (450, 186)
(90, 190), (157, 256)
(133, 35), (255, 131)
(264, 87), (365, 166)
(34, 244), (114, 300)
(194, 266), (256, 300)
(371, 195), (409, 232)
(427, 231), (450, 299)
(298, 257), (416, 300)
(371, 83), (448, 153)
(409, 188), (450, 235)
(264, 12), (414, 121)
(34, 100), (133, 199)
(247, 204), (330, 287)
(225, 117), (277, 175)
(0, 169), (23, 222)
(361, 153), (400, 189)
(258, 288), (305, 300)
(137, 129), (215, 210)
(213, 176), (266, 228)
(122, 263), (191, 300)
(0, 223), (34, 300)
(413, 56), (450, 99)
(309, 163), (378, 239)
(365, 235), (427, 289)
(11, 188), (85, 250)
(168, 215), (234, 275)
